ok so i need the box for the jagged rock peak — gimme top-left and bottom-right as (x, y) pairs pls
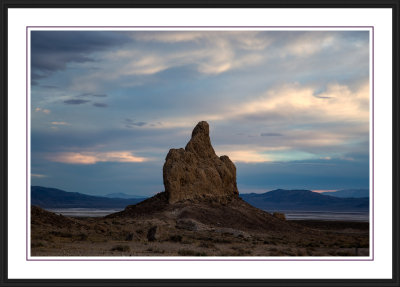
(185, 121), (216, 159)
(192, 120), (209, 137)
(163, 121), (239, 204)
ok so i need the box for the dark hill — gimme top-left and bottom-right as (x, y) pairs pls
(104, 192), (144, 199)
(321, 189), (369, 198)
(240, 189), (369, 212)
(107, 191), (304, 233)
(31, 186), (146, 209)
(31, 205), (79, 228)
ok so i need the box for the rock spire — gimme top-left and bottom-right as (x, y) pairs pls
(163, 121), (239, 204)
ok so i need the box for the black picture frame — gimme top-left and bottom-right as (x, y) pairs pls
(1, 0), (399, 286)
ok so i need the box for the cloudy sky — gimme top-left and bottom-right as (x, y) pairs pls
(30, 30), (370, 196)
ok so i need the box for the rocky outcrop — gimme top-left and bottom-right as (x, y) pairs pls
(110, 121), (294, 233)
(163, 121), (239, 204)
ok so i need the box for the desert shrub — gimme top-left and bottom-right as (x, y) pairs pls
(282, 248), (296, 256)
(231, 246), (252, 256)
(305, 242), (320, 248)
(218, 251), (234, 256)
(272, 212), (286, 220)
(32, 233), (53, 242)
(31, 241), (45, 248)
(178, 249), (207, 256)
(125, 232), (134, 241)
(211, 238), (232, 244)
(168, 235), (182, 242)
(147, 247), (165, 254)
(296, 249), (307, 256)
(111, 245), (130, 252)
(75, 233), (88, 241)
(147, 226), (158, 242)
(306, 247), (316, 255)
(50, 231), (73, 238)
(263, 239), (277, 245)
(269, 249), (286, 256)
(196, 236), (212, 241)
(339, 243), (354, 248)
(337, 251), (353, 256)
(198, 242), (216, 249)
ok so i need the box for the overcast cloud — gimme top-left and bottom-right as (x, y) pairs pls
(31, 30), (370, 196)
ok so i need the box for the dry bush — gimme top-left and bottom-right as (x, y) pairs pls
(125, 232), (134, 241)
(146, 247), (165, 254)
(111, 245), (130, 252)
(50, 230), (73, 238)
(296, 249), (307, 256)
(72, 232), (88, 241)
(168, 235), (183, 242)
(178, 249), (207, 256)
(230, 246), (252, 256)
(269, 249), (286, 256)
(282, 248), (296, 256)
(337, 251), (354, 256)
(272, 212), (286, 220)
(211, 237), (232, 244)
(31, 241), (45, 248)
(198, 241), (216, 249)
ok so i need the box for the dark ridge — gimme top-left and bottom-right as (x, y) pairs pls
(31, 186), (146, 209)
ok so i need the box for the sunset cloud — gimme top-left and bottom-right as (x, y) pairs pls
(137, 80), (369, 132)
(31, 173), (47, 178)
(313, 189), (337, 193)
(35, 107), (51, 114)
(51, 121), (70, 126)
(47, 151), (148, 164)
(216, 146), (292, 163)
(234, 81), (369, 124)
(219, 150), (271, 163)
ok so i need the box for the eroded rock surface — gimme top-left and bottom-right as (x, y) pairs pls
(163, 121), (239, 204)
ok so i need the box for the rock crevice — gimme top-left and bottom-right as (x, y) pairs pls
(163, 121), (239, 204)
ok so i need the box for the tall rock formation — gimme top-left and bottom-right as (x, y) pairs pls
(163, 121), (239, 204)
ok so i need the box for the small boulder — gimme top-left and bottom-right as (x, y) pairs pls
(176, 219), (200, 231)
(147, 226), (158, 242)
(273, 212), (286, 221)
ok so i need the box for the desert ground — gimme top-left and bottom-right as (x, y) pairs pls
(31, 205), (369, 257)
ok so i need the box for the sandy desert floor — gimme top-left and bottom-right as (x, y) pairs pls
(31, 207), (369, 257)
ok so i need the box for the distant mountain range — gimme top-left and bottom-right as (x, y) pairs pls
(32, 186), (369, 212)
(240, 189), (369, 212)
(320, 189), (369, 198)
(103, 192), (145, 199)
(31, 186), (146, 209)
